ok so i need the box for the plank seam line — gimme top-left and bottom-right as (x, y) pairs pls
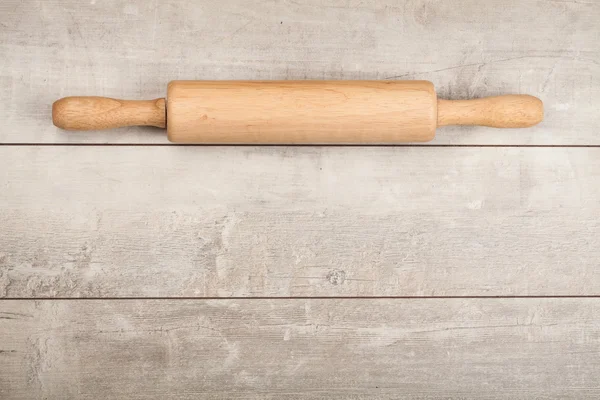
(1, 144), (600, 148)
(2, 295), (600, 301)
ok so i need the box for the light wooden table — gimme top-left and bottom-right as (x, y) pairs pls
(1, 0), (599, 398)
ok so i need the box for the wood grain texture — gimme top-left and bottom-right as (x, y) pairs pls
(2, 1), (599, 397)
(166, 80), (437, 143)
(2, 146), (599, 298)
(0, 0), (598, 144)
(1, 299), (600, 399)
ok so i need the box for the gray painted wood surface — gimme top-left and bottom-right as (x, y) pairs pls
(2, 0), (600, 398)
(2, 146), (600, 297)
(1, 0), (599, 144)
(2, 299), (600, 399)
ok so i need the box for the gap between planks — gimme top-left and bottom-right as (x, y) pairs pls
(3, 296), (600, 301)
(1, 143), (600, 147)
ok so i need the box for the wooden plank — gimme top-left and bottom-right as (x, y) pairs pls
(1, 298), (599, 399)
(1, 146), (599, 298)
(1, 0), (598, 144)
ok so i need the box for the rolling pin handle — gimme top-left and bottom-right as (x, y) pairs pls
(437, 95), (543, 128)
(52, 97), (166, 131)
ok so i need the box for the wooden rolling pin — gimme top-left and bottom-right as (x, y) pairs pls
(52, 80), (543, 143)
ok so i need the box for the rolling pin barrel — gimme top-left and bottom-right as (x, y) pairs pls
(166, 80), (438, 143)
(52, 80), (543, 143)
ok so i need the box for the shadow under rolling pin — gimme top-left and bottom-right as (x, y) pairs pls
(52, 80), (543, 144)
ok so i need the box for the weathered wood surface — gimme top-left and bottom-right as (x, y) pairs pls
(2, 1), (600, 398)
(1, 0), (598, 144)
(2, 146), (599, 298)
(1, 299), (600, 399)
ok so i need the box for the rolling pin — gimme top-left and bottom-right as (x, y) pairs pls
(52, 80), (543, 143)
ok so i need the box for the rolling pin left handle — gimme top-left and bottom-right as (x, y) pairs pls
(52, 97), (166, 130)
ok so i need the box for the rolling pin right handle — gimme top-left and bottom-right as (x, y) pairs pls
(52, 96), (166, 131)
(437, 95), (544, 128)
